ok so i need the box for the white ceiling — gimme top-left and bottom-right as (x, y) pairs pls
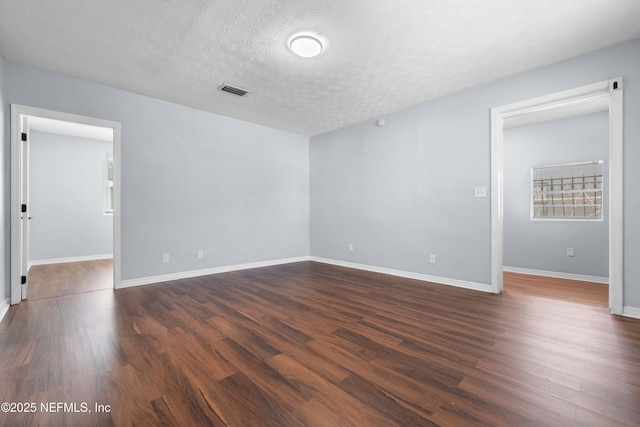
(1, 1), (639, 137)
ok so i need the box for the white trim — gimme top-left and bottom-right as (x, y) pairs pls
(118, 256), (491, 293)
(103, 153), (114, 214)
(310, 257), (492, 293)
(490, 107), (504, 293)
(11, 105), (122, 305)
(490, 77), (624, 315)
(608, 80), (624, 315)
(28, 254), (113, 269)
(503, 266), (608, 285)
(117, 257), (311, 289)
(622, 306), (640, 320)
(0, 298), (10, 324)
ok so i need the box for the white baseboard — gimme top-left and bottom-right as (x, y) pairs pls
(310, 257), (492, 293)
(0, 297), (10, 324)
(623, 306), (640, 320)
(118, 255), (491, 294)
(29, 254), (114, 269)
(117, 256), (311, 289)
(503, 266), (608, 284)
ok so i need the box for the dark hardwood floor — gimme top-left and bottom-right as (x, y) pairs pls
(27, 259), (113, 300)
(1, 261), (638, 426)
(504, 271), (608, 307)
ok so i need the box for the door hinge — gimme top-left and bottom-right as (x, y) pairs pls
(610, 79), (622, 91)
(21, 204), (27, 213)
(21, 132), (27, 141)
(21, 275), (27, 285)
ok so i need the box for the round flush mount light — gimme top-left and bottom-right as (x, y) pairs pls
(288, 32), (325, 58)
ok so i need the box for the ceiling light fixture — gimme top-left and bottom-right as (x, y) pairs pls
(289, 33), (324, 58)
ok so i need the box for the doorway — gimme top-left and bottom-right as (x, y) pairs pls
(502, 111), (609, 307)
(490, 78), (623, 315)
(10, 105), (122, 305)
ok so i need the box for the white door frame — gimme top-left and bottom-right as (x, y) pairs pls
(10, 104), (122, 305)
(19, 114), (30, 300)
(490, 77), (624, 315)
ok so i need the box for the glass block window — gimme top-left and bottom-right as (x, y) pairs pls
(532, 161), (603, 220)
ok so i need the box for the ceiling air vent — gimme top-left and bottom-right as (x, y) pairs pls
(218, 83), (250, 97)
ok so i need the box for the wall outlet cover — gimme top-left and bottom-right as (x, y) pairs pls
(474, 187), (487, 198)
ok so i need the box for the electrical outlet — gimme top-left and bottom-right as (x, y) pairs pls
(566, 247), (575, 257)
(162, 253), (170, 263)
(197, 250), (204, 260)
(348, 243), (354, 253)
(429, 254), (437, 264)
(474, 187), (487, 198)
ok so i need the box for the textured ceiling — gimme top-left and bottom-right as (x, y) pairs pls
(1, 1), (639, 137)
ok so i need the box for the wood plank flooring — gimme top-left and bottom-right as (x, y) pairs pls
(504, 271), (608, 307)
(1, 261), (639, 426)
(27, 259), (113, 300)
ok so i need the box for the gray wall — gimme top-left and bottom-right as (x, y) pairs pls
(310, 38), (640, 307)
(504, 112), (608, 278)
(0, 53), (7, 303)
(310, 92), (492, 283)
(5, 62), (310, 281)
(28, 131), (113, 262)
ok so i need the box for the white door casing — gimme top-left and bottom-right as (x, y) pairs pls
(10, 105), (122, 305)
(490, 78), (624, 315)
